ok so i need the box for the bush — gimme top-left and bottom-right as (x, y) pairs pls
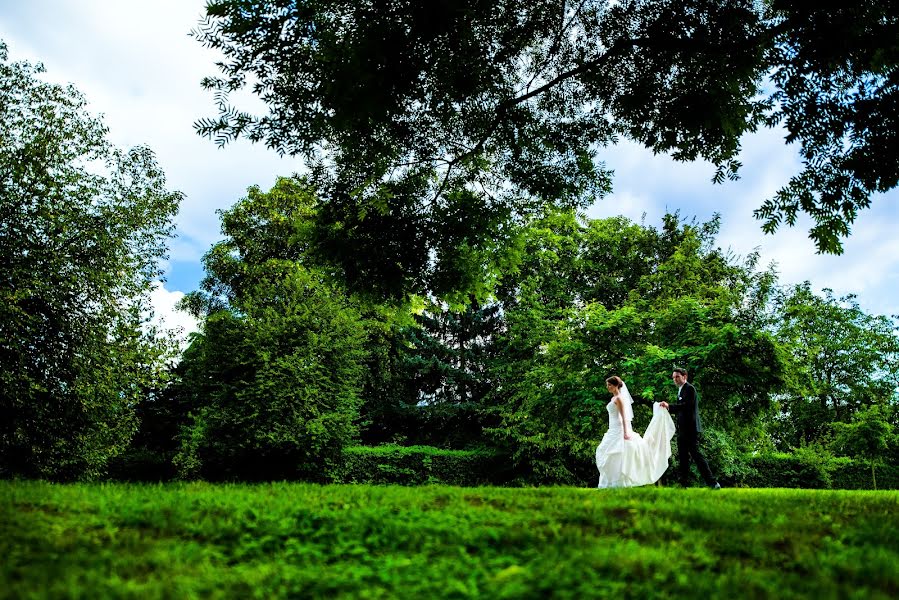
(696, 428), (754, 487)
(105, 448), (176, 482)
(173, 265), (366, 482)
(741, 452), (831, 489)
(829, 459), (899, 490)
(334, 445), (507, 486)
(651, 429), (754, 488)
(739, 452), (899, 490)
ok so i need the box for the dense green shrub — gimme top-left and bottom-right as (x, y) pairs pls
(731, 452), (898, 490)
(173, 265), (366, 482)
(105, 448), (176, 482)
(741, 453), (831, 489)
(689, 428), (756, 487)
(829, 459), (899, 490)
(335, 445), (507, 486)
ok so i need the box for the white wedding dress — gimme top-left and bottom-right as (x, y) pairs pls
(595, 399), (676, 488)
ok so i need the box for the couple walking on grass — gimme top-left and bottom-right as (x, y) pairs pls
(595, 368), (721, 490)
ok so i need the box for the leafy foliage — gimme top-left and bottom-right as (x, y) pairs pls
(756, 3), (899, 251)
(193, 1), (899, 305)
(484, 210), (786, 482)
(830, 404), (897, 489)
(0, 41), (181, 480)
(173, 180), (366, 480)
(335, 445), (504, 485)
(770, 284), (899, 449)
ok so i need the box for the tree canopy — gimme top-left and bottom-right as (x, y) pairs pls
(0, 41), (182, 480)
(174, 179), (368, 480)
(194, 0), (899, 300)
(768, 284), (899, 449)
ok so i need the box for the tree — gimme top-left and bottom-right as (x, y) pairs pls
(174, 265), (366, 481)
(484, 210), (786, 482)
(354, 315), (421, 446)
(193, 1), (899, 301)
(400, 298), (503, 448)
(174, 179), (367, 480)
(771, 284), (899, 449)
(830, 404), (896, 489)
(0, 41), (181, 480)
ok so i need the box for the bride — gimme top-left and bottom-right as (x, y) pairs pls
(595, 375), (676, 488)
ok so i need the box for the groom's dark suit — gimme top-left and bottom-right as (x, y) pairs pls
(667, 381), (717, 487)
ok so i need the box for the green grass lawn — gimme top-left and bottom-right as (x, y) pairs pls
(2, 482), (898, 599)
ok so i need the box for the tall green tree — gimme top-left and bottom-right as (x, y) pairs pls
(485, 210), (785, 483)
(399, 298), (503, 448)
(194, 1), (898, 301)
(770, 284), (899, 449)
(354, 315), (420, 446)
(0, 42), (181, 480)
(174, 265), (366, 481)
(174, 178), (368, 480)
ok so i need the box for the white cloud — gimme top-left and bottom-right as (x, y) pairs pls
(591, 188), (656, 223)
(148, 282), (199, 347)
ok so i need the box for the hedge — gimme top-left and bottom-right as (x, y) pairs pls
(333, 445), (509, 486)
(101, 443), (899, 489)
(734, 453), (899, 490)
(738, 453), (832, 489)
(335, 446), (899, 489)
(829, 458), (899, 490)
(105, 448), (176, 482)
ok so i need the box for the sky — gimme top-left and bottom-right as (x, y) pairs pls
(2, 0), (898, 345)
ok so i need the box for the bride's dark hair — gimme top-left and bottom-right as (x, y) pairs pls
(605, 375), (624, 389)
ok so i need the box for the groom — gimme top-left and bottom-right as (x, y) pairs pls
(659, 368), (720, 489)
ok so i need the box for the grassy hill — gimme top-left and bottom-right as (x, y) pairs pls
(2, 482), (897, 598)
